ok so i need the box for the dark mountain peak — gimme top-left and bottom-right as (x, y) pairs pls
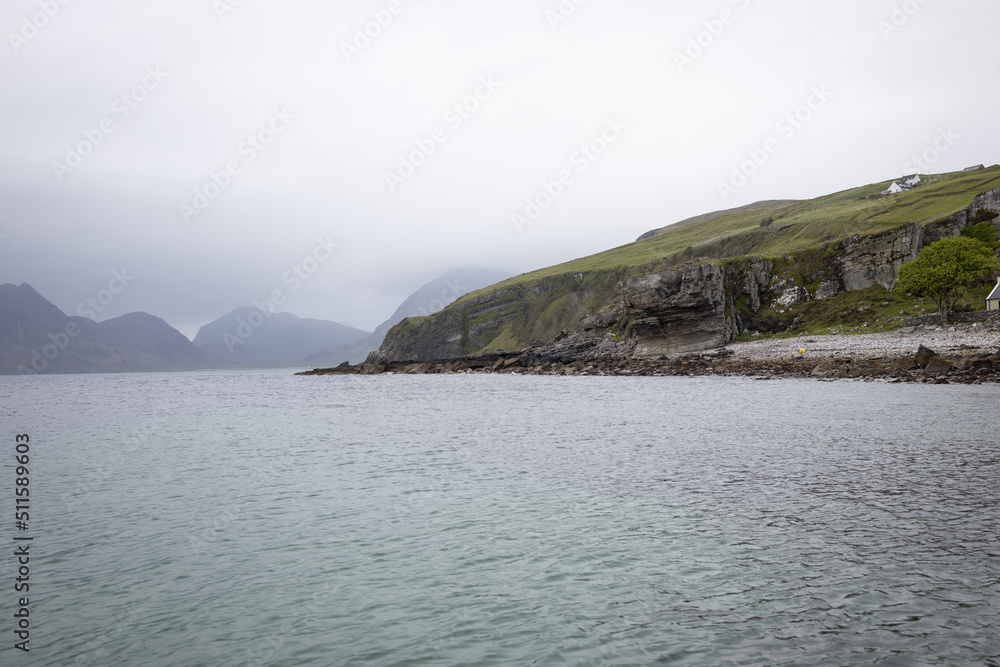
(1, 282), (65, 310)
(0, 282), (72, 347)
(96, 311), (192, 339)
(93, 312), (207, 368)
(98, 311), (168, 326)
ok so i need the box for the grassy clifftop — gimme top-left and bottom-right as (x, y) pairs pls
(488, 166), (1000, 287)
(380, 167), (1000, 359)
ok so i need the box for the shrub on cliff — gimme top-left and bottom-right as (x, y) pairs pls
(895, 236), (999, 324)
(971, 208), (998, 224)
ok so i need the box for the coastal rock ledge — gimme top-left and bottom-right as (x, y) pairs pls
(299, 329), (1000, 384)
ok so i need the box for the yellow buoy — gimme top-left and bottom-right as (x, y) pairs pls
(799, 349), (806, 355)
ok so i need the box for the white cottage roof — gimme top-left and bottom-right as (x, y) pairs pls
(988, 283), (1000, 301)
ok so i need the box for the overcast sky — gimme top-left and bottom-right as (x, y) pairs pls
(1, 0), (998, 338)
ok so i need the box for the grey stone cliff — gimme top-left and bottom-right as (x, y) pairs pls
(622, 259), (772, 357)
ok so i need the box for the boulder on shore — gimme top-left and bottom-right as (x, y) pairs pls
(811, 363), (843, 378)
(914, 345), (936, 368)
(923, 357), (954, 374)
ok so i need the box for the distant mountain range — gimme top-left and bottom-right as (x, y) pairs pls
(0, 267), (509, 374)
(0, 283), (208, 374)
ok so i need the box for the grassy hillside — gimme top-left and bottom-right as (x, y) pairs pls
(484, 166), (1000, 291)
(383, 167), (1000, 357)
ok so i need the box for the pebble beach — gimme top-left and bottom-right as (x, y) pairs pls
(727, 322), (1000, 361)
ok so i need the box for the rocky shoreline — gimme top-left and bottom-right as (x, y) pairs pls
(298, 323), (1000, 385)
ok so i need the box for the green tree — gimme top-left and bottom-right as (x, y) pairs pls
(960, 220), (999, 251)
(896, 236), (999, 324)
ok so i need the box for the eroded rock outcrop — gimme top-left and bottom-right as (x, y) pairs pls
(622, 259), (772, 357)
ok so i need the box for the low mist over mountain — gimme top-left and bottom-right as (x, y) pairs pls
(194, 308), (369, 367)
(0, 283), (207, 374)
(310, 268), (510, 366)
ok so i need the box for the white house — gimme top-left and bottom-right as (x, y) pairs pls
(988, 278), (1000, 312)
(882, 174), (922, 195)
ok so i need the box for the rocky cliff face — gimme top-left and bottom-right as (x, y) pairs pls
(373, 270), (626, 363)
(827, 187), (1000, 294)
(832, 221), (924, 292)
(622, 259), (772, 357)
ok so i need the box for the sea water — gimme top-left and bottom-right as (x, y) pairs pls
(1, 371), (998, 666)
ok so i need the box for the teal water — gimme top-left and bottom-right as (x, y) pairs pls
(2, 371), (999, 666)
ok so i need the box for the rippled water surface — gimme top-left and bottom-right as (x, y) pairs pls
(2, 371), (999, 666)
